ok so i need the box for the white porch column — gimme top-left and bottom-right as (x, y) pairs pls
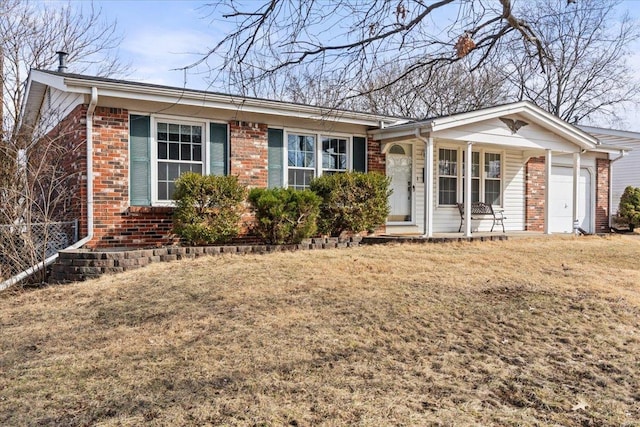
(423, 135), (434, 237)
(573, 152), (581, 234)
(544, 149), (553, 234)
(464, 142), (473, 236)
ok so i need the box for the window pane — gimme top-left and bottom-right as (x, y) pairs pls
(438, 149), (457, 176)
(473, 179), (480, 202)
(192, 126), (202, 143)
(158, 162), (167, 180)
(168, 182), (176, 199)
(438, 149), (458, 205)
(304, 136), (314, 152)
(485, 153), (501, 178)
(157, 123), (167, 142)
(287, 134), (315, 168)
(158, 142), (167, 159)
(288, 168), (314, 190)
(463, 178), (480, 203)
(180, 125), (191, 143)
(158, 182), (167, 200)
(168, 124), (180, 141)
(322, 136), (348, 172)
(485, 180), (501, 205)
(462, 151), (480, 177)
(191, 164), (202, 175)
(168, 163), (180, 180)
(304, 152), (315, 168)
(169, 143), (179, 160)
(192, 145), (202, 161)
(181, 144), (191, 161)
(439, 177), (457, 205)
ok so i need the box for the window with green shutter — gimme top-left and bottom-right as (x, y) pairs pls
(268, 128), (284, 188)
(352, 136), (367, 172)
(129, 115), (151, 206)
(210, 123), (228, 176)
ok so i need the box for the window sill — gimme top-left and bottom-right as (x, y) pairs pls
(127, 206), (174, 215)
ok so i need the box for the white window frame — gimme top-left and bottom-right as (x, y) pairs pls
(436, 145), (504, 208)
(283, 129), (354, 189)
(149, 115), (210, 206)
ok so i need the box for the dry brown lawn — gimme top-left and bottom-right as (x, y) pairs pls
(1, 235), (640, 426)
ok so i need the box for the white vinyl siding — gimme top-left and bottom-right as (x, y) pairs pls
(432, 147), (523, 233)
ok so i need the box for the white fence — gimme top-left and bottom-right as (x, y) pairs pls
(0, 220), (78, 282)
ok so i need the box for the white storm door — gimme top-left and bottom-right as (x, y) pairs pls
(387, 144), (413, 222)
(549, 166), (591, 233)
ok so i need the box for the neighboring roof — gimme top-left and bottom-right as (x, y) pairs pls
(370, 101), (600, 151)
(580, 125), (640, 150)
(22, 69), (406, 129)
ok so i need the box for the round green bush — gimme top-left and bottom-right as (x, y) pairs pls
(619, 186), (640, 232)
(248, 187), (321, 244)
(310, 171), (391, 237)
(172, 173), (247, 245)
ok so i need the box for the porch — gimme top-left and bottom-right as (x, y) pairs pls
(362, 231), (581, 245)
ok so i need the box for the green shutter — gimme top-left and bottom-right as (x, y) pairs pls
(210, 123), (228, 176)
(268, 128), (284, 188)
(129, 115), (151, 206)
(353, 136), (367, 172)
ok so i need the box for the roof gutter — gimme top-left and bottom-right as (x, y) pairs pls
(0, 87), (98, 292)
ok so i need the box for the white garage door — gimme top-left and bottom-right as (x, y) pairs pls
(549, 166), (591, 233)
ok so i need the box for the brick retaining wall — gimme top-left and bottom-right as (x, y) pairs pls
(49, 237), (362, 283)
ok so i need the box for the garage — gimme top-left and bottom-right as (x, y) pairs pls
(549, 166), (592, 233)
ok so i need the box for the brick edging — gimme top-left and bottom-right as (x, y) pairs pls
(49, 237), (362, 283)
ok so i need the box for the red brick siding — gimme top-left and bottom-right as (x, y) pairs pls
(85, 107), (127, 247)
(525, 156), (545, 232)
(42, 104), (88, 236)
(229, 121), (268, 188)
(367, 137), (386, 174)
(595, 158), (610, 233)
(52, 107), (386, 247)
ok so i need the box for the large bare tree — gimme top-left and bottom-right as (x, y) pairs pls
(502, 0), (640, 126)
(195, 0), (638, 127)
(1, 0), (128, 143)
(193, 0), (546, 105)
(0, 1), (127, 283)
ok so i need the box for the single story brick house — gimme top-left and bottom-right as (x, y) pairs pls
(21, 69), (627, 248)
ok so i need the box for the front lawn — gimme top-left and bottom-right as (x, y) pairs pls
(1, 236), (639, 426)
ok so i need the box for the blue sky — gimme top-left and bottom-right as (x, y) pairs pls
(70, 1), (640, 130)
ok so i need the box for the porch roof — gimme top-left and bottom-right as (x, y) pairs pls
(369, 101), (601, 153)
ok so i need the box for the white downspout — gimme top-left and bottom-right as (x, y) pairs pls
(0, 87), (98, 291)
(572, 152), (581, 235)
(608, 150), (627, 229)
(84, 86), (98, 244)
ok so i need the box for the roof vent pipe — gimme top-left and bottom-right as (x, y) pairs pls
(56, 51), (68, 73)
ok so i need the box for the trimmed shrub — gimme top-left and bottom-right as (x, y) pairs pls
(310, 171), (391, 237)
(248, 188), (321, 244)
(618, 185), (640, 231)
(172, 173), (247, 245)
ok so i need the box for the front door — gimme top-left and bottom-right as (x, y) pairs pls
(387, 144), (412, 222)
